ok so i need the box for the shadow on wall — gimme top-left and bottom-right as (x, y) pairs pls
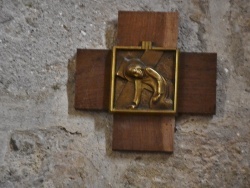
(215, 58), (228, 117)
(105, 20), (118, 49)
(67, 53), (77, 116)
(66, 19), (118, 116)
(67, 32), (115, 155)
(66, 51), (114, 155)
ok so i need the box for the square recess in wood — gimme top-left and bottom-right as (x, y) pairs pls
(110, 43), (179, 114)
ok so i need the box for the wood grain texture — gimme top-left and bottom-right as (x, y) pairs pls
(117, 11), (179, 48)
(113, 114), (174, 152)
(75, 49), (111, 111)
(178, 52), (217, 114)
(113, 11), (179, 152)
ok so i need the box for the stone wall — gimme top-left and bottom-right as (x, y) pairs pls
(0, 0), (249, 187)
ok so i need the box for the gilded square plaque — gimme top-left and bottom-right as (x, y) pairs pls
(110, 41), (179, 114)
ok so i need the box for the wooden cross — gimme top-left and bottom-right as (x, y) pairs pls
(75, 11), (217, 152)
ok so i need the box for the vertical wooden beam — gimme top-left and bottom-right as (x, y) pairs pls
(112, 11), (179, 152)
(117, 11), (179, 48)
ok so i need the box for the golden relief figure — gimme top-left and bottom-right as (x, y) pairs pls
(110, 43), (179, 114)
(118, 59), (173, 110)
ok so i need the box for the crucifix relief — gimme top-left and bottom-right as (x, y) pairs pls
(75, 11), (217, 152)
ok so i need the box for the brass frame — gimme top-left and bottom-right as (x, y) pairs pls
(110, 42), (179, 114)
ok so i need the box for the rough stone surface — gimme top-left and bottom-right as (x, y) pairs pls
(0, 0), (249, 187)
